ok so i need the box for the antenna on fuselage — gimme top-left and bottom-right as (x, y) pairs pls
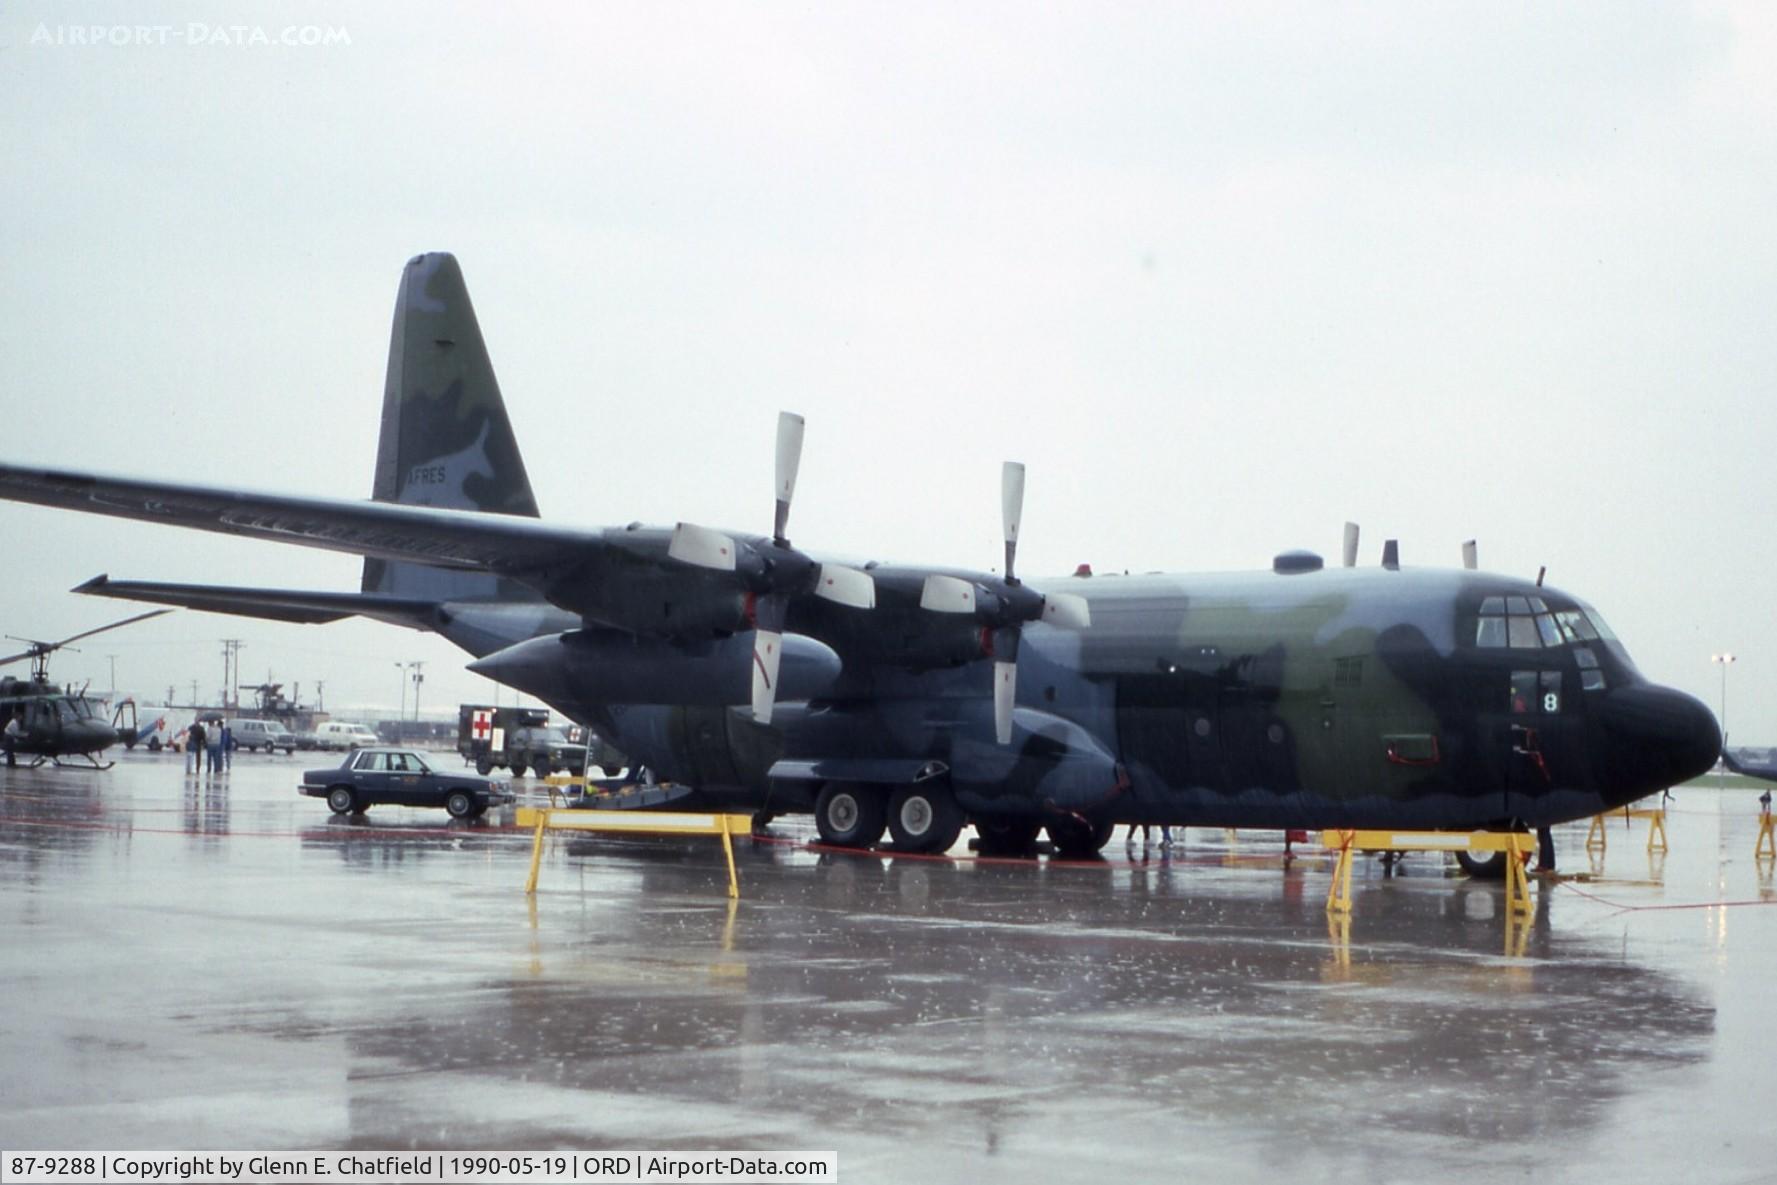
(1342, 522), (1360, 568)
(1462, 540), (1478, 570)
(1381, 539), (1400, 570)
(1536, 566), (1546, 587)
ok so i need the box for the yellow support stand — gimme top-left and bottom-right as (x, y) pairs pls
(1585, 815), (1608, 851)
(519, 807), (753, 898)
(1642, 808), (1668, 854)
(1321, 830), (1536, 918)
(1756, 809), (1776, 860)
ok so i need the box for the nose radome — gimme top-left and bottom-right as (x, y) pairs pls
(1601, 684), (1721, 786)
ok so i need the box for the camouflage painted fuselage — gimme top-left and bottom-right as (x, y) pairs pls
(523, 564), (1718, 831)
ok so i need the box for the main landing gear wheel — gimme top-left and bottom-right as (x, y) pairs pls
(887, 783), (965, 854)
(975, 817), (1043, 856)
(1046, 814), (1116, 859)
(1455, 849), (1509, 879)
(326, 786), (357, 816)
(445, 790), (476, 820)
(814, 782), (886, 849)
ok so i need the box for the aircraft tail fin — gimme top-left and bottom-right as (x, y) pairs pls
(363, 252), (545, 602)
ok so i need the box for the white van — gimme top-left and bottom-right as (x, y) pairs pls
(314, 721), (380, 751)
(229, 718), (296, 753)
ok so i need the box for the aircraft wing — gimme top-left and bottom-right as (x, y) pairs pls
(1720, 747), (1777, 782)
(72, 574), (445, 628)
(0, 463), (592, 575)
(2, 461), (805, 639)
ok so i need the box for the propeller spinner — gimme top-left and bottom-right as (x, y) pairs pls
(667, 411), (874, 724)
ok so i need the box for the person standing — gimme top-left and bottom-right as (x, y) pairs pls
(3, 710), (22, 767)
(206, 718), (225, 777)
(186, 718), (206, 775)
(218, 719), (233, 772)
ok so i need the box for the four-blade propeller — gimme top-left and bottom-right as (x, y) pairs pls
(919, 461), (1091, 744)
(667, 412), (875, 724)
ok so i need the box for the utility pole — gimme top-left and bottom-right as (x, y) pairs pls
(189, 679), (198, 707)
(396, 662), (408, 722)
(220, 640), (245, 710)
(315, 681), (325, 712)
(410, 661), (425, 722)
(107, 655), (117, 695)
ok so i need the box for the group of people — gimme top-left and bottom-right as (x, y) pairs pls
(184, 717), (233, 775)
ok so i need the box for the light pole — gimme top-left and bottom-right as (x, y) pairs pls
(1711, 653), (1736, 742)
(395, 662), (408, 723)
(1712, 653), (1736, 789)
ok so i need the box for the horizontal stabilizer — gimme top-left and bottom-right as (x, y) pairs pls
(74, 574), (443, 630)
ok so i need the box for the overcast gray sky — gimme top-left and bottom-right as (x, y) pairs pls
(2, 2), (1773, 736)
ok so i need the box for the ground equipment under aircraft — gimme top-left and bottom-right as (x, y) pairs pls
(0, 253), (1723, 851)
(0, 610), (171, 768)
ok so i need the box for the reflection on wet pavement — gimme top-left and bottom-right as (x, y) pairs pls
(2, 754), (1772, 1181)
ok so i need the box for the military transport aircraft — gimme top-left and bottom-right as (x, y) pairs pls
(0, 254), (1720, 857)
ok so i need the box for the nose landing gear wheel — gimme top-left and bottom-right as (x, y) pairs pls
(1046, 814), (1115, 859)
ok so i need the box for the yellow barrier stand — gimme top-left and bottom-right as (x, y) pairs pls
(1756, 809), (1776, 860)
(1585, 815), (1608, 851)
(519, 806), (753, 898)
(1632, 808), (1668, 854)
(1322, 830), (1537, 917)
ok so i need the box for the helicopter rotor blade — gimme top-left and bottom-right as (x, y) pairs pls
(0, 609), (172, 671)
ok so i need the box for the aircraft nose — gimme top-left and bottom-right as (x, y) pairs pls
(1598, 684), (1721, 790)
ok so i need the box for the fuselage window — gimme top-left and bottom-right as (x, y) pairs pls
(1510, 671), (1537, 713)
(1574, 647), (1606, 691)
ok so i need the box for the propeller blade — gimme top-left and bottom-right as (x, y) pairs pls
(1342, 522), (1359, 568)
(1040, 591), (1091, 629)
(668, 523), (738, 571)
(920, 574), (977, 614)
(1002, 461), (1025, 582)
(774, 411), (805, 544)
(814, 564), (876, 609)
(751, 630), (783, 724)
(993, 660), (1017, 745)
(1461, 539), (1478, 570)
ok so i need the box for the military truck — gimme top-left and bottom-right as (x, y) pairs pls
(456, 704), (625, 779)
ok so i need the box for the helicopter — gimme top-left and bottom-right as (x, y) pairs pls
(0, 609), (172, 769)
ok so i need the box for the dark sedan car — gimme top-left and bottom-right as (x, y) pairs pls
(300, 747), (512, 819)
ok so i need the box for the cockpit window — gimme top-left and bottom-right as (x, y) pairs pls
(1476, 594), (1602, 651)
(1579, 602), (1618, 641)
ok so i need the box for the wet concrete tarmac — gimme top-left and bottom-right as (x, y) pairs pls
(2, 751), (1774, 1182)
